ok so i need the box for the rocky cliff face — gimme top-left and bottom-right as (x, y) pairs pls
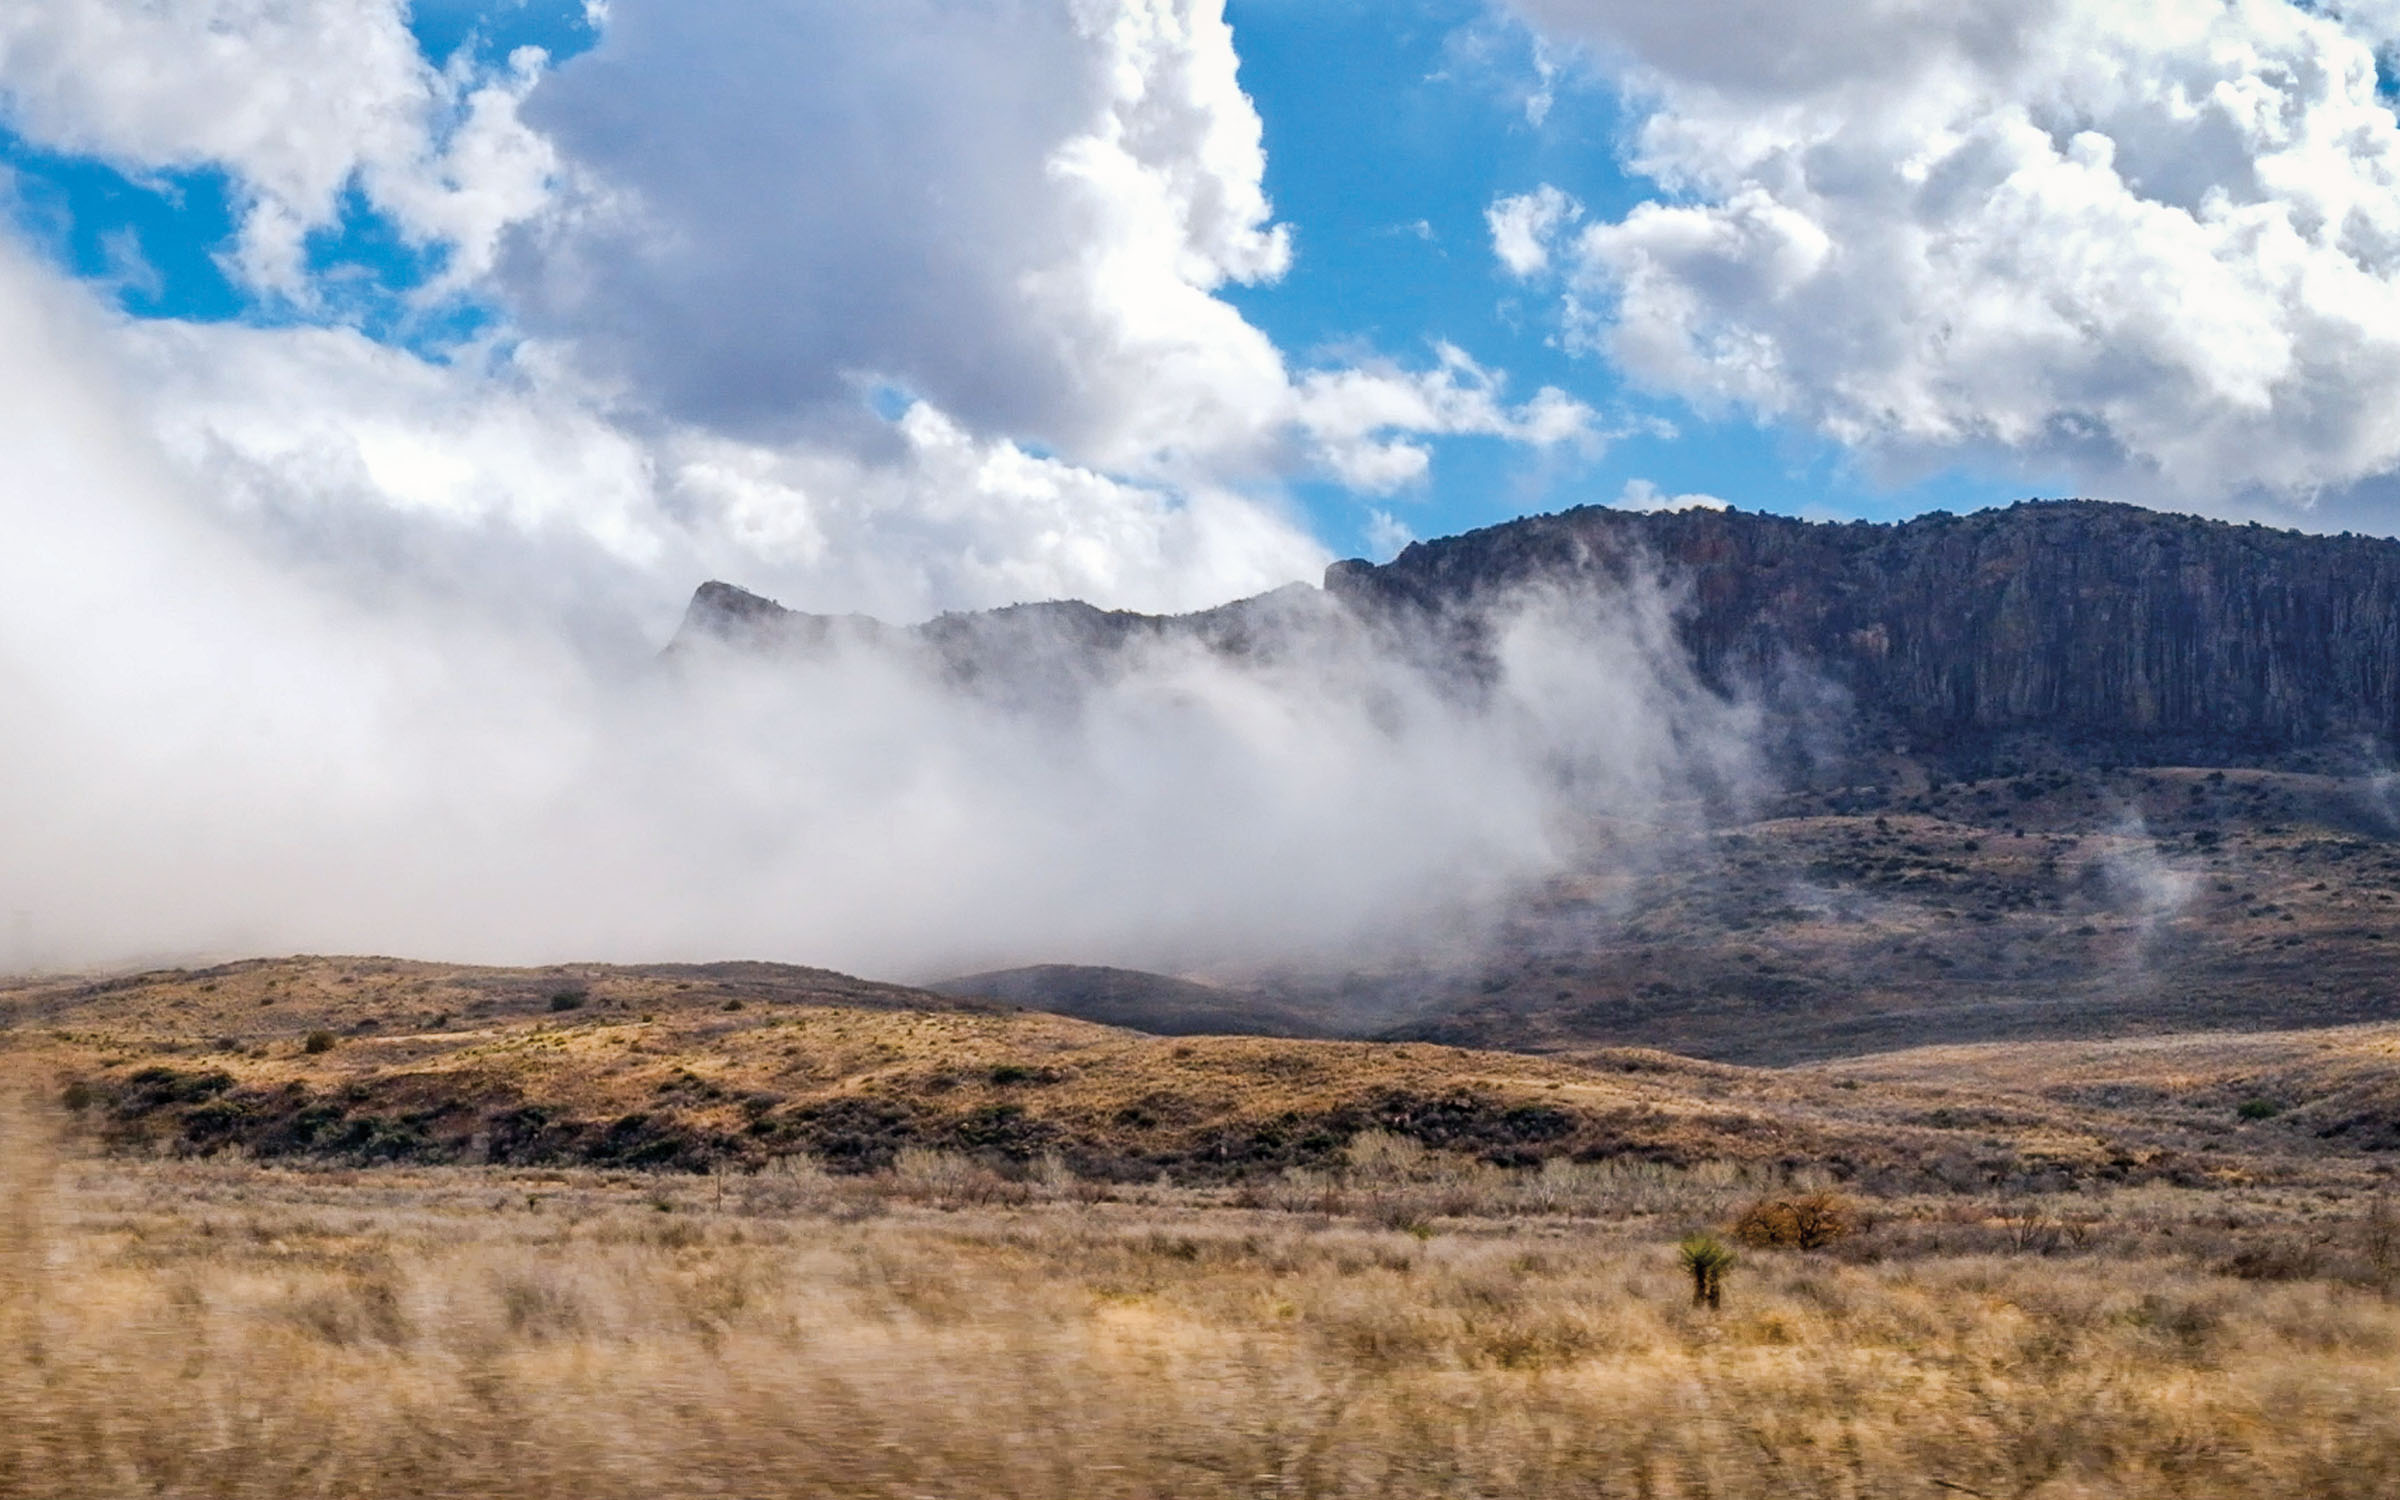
(679, 499), (2400, 770)
(1329, 499), (2400, 770)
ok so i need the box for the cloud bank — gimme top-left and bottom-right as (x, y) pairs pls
(0, 238), (1750, 979)
(0, 0), (1597, 632)
(0, 2), (1698, 979)
(1499, 0), (2400, 503)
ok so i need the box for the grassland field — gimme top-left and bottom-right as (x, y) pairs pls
(3, 1099), (2398, 1499)
(5, 947), (2400, 1496)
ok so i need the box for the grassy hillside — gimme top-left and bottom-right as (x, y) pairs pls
(8, 942), (2399, 1496)
(7, 955), (2394, 1194)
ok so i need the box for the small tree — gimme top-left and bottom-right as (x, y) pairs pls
(1732, 1191), (1856, 1250)
(1679, 1232), (1736, 1309)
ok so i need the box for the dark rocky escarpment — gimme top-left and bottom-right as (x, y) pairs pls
(679, 500), (2400, 772)
(1329, 500), (2400, 770)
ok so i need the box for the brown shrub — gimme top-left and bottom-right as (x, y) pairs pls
(1732, 1191), (1857, 1250)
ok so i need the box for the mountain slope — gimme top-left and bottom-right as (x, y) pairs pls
(929, 964), (1331, 1038)
(11, 955), (2383, 1186)
(671, 500), (2400, 1058)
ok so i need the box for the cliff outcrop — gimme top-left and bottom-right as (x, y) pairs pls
(679, 499), (2400, 770)
(1329, 500), (2400, 769)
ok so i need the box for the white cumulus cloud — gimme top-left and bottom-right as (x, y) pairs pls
(119, 314), (1334, 626)
(1503, 0), (2400, 504)
(0, 0), (556, 298)
(1294, 344), (1597, 494)
(1488, 184), (1582, 278)
(504, 0), (1293, 469)
(503, 0), (1572, 493)
(1613, 477), (1726, 513)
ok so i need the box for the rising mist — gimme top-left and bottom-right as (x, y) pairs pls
(0, 246), (1762, 983)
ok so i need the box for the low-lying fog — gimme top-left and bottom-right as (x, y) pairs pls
(0, 246), (1760, 984)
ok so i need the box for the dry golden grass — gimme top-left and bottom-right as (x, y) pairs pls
(1813, 1021), (2400, 1147)
(14, 955), (2391, 1191)
(15, 983), (1784, 1177)
(10, 953), (2400, 1494)
(6, 1089), (2400, 1499)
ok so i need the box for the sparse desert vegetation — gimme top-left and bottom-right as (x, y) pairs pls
(1409, 764), (2400, 1060)
(6, 1089), (2400, 1498)
(7, 955), (2400, 1494)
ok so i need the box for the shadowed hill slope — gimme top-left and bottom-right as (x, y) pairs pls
(929, 965), (1331, 1038)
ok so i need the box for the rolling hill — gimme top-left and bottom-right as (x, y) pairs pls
(5, 955), (2389, 1189)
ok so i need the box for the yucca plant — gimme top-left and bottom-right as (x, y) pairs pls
(1679, 1232), (1736, 1310)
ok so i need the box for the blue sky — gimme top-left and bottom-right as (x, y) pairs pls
(4, 0), (2400, 626)
(1219, 0), (2028, 540)
(0, 0), (2064, 571)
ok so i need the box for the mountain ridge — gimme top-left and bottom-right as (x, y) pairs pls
(668, 498), (2400, 1058)
(679, 498), (2400, 774)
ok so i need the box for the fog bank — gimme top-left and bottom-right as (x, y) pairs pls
(0, 247), (1758, 982)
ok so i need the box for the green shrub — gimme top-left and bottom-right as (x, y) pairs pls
(303, 1030), (336, 1055)
(2237, 1098), (2282, 1121)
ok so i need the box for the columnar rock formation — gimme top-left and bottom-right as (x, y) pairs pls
(1329, 500), (2400, 768)
(681, 499), (2400, 770)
